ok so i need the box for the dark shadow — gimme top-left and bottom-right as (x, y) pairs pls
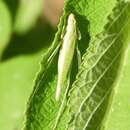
(1, 20), (55, 61)
(70, 13), (90, 87)
(76, 14), (90, 56)
(4, 0), (19, 21)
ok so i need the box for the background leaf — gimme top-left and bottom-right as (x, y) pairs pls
(0, 1), (11, 58)
(0, 22), (54, 130)
(14, 0), (43, 34)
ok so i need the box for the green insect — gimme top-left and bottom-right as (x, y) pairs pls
(55, 13), (81, 101)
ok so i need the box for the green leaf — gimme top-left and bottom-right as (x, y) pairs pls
(100, 43), (130, 130)
(65, 0), (117, 37)
(0, 53), (42, 130)
(99, 8), (130, 130)
(0, 1), (11, 58)
(67, 1), (130, 130)
(23, 0), (118, 130)
(14, 0), (43, 34)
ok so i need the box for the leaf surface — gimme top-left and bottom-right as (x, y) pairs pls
(67, 1), (130, 130)
(23, 0), (118, 130)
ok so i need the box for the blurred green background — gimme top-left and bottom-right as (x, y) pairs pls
(0, 0), (63, 130)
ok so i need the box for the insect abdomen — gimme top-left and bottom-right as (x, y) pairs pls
(56, 14), (77, 101)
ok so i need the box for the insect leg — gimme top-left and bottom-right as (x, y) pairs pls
(48, 43), (61, 63)
(76, 44), (81, 69)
